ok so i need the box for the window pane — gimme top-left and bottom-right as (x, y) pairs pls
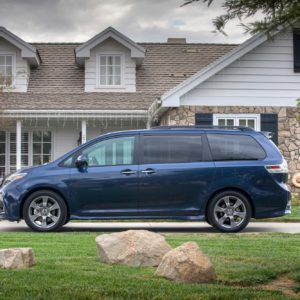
(10, 155), (16, 165)
(114, 56), (121, 65)
(0, 131), (5, 142)
(0, 155), (5, 166)
(43, 143), (52, 154)
(21, 156), (28, 165)
(100, 56), (106, 65)
(114, 66), (121, 76)
(5, 56), (12, 65)
(100, 76), (106, 85)
(207, 134), (266, 161)
(43, 155), (51, 164)
(33, 155), (42, 166)
(0, 144), (5, 153)
(82, 136), (135, 167)
(247, 119), (255, 129)
(218, 119), (225, 126)
(0, 56), (4, 65)
(108, 66), (113, 76)
(114, 76), (121, 85)
(6, 66), (12, 76)
(107, 56), (113, 65)
(227, 119), (234, 126)
(143, 135), (203, 164)
(107, 76), (113, 85)
(33, 143), (41, 154)
(33, 131), (42, 142)
(239, 119), (247, 126)
(100, 66), (106, 76)
(43, 131), (51, 142)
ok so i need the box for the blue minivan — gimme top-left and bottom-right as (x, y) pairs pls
(0, 126), (291, 232)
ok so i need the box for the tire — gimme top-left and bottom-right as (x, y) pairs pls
(207, 190), (252, 233)
(23, 190), (67, 232)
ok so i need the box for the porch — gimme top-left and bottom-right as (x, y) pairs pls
(0, 110), (148, 178)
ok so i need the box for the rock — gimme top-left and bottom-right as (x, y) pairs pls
(0, 248), (36, 269)
(155, 242), (216, 283)
(95, 230), (172, 267)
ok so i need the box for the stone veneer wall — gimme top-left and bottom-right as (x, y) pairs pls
(160, 106), (300, 192)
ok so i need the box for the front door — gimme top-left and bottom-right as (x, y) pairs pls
(138, 134), (215, 217)
(69, 135), (139, 218)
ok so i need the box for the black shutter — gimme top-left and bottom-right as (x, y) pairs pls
(195, 113), (213, 126)
(260, 114), (278, 145)
(293, 30), (300, 72)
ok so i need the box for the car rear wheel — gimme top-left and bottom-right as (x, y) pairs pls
(207, 191), (251, 233)
(23, 190), (67, 232)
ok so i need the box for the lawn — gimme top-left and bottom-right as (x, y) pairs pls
(0, 233), (299, 300)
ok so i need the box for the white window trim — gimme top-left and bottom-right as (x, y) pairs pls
(96, 52), (125, 89)
(213, 114), (261, 131)
(0, 51), (16, 88)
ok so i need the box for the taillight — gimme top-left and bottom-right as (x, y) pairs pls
(265, 159), (288, 174)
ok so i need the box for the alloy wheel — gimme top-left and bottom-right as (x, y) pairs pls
(213, 195), (246, 229)
(28, 196), (61, 229)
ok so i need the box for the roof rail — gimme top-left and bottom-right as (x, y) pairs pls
(151, 125), (255, 131)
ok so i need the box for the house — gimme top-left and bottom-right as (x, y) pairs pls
(0, 25), (300, 190)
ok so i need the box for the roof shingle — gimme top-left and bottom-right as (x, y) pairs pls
(0, 42), (237, 110)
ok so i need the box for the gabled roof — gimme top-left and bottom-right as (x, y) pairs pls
(0, 27), (40, 66)
(27, 42), (235, 95)
(160, 25), (289, 107)
(75, 27), (145, 66)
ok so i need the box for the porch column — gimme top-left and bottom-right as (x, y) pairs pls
(81, 120), (87, 144)
(16, 120), (22, 170)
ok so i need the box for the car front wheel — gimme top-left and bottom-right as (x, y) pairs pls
(207, 191), (252, 233)
(23, 190), (67, 232)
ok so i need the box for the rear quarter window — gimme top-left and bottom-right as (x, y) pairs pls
(207, 134), (266, 161)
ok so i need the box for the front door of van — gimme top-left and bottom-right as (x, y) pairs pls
(69, 135), (139, 218)
(138, 134), (215, 217)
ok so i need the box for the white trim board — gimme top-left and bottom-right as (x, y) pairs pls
(0, 27), (40, 66)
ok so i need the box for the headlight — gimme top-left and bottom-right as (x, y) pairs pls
(2, 172), (27, 187)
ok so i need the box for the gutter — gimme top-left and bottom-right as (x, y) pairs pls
(0, 109), (149, 119)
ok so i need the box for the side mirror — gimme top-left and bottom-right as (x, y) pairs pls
(75, 155), (88, 169)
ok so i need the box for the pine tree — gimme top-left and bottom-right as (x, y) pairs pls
(182, 0), (300, 35)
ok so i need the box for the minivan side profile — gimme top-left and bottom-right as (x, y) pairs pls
(0, 126), (291, 232)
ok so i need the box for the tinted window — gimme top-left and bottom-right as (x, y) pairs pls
(142, 135), (203, 164)
(207, 134), (265, 161)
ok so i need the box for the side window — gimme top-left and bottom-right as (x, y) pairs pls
(82, 136), (135, 167)
(142, 135), (203, 164)
(207, 134), (266, 161)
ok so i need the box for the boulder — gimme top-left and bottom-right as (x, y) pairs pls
(0, 248), (36, 269)
(155, 242), (216, 283)
(95, 230), (172, 267)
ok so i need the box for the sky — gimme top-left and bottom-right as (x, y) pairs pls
(0, 0), (251, 44)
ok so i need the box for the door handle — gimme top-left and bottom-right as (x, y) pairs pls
(141, 168), (156, 175)
(121, 169), (136, 175)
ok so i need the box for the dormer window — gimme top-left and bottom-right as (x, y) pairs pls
(97, 53), (124, 88)
(0, 54), (14, 86)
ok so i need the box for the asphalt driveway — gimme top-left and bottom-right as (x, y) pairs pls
(0, 220), (300, 233)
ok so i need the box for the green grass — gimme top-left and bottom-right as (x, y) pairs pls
(0, 233), (300, 299)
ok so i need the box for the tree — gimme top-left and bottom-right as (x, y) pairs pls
(182, 0), (300, 35)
